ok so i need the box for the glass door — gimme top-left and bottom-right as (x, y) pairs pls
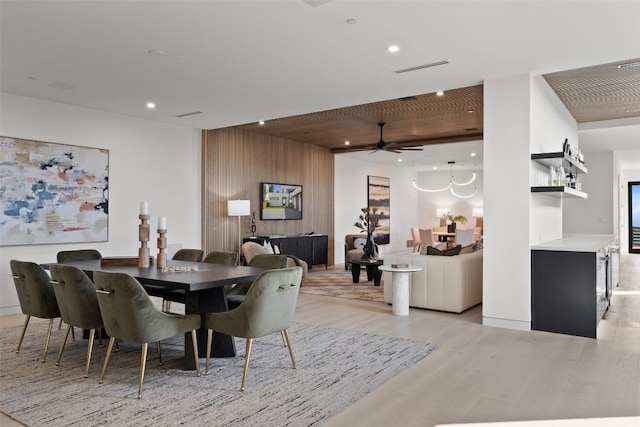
(629, 181), (640, 254)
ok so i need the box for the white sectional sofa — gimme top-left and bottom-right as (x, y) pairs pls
(383, 250), (483, 313)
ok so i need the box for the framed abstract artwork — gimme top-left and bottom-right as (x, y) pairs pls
(367, 175), (390, 245)
(0, 136), (109, 246)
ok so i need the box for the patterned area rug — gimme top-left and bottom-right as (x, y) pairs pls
(0, 321), (436, 426)
(300, 266), (384, 302)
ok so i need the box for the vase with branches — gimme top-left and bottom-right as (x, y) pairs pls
(441, 211), (468, 233)
(354, 207), (383, 259)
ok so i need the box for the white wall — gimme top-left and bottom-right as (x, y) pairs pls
(563, 151), (614, 234)
(334, 155), (418, 264)
(0, 93), (201, 315)
(483, 73), (578, 331)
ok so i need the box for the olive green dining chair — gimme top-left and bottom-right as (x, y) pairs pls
(204, 266), (302, 391)
(172, 248), (204, 262)
(93, 270), (201, 399)
(225, 254), (288, 309)
(56, 249), (102, 263)
(49, 263), (105, 377)
(10, 260), (61, 363)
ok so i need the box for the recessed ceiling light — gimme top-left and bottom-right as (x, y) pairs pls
(467, 109), (475, 113)
(346, 18), (357, 24)
(433, 166), (437, 170)
(388, 45), (399, 53)
(345, 140), (350, 145)
(146, 102), (156, 109)
(617, 61), (640, 69)
(258, 120), (265, 125)
(397, 158), (403, 163)
(436, 91), (444, 96)
(148, 49), (165, 56)
(470, 152), (476, 157)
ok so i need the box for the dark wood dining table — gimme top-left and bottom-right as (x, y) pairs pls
(47, 259), (265, 370)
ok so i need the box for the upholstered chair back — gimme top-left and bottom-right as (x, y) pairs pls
(50, 264), (103, 330)
(10, 260), (60, 320)
(172, 249), (204, 262)
(56, 249), (102, 263)
(203, 251), (238, 266)
(419, 228), (436, 247)
(455, 228), (475, 247)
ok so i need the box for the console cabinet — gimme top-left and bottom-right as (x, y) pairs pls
(243, 235), (328, 269)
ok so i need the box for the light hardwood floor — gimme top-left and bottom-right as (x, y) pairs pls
(1, 255), (638, 426)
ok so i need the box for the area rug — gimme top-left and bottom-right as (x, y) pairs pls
(0, 321), (436, 426)
(300, 267), (384, 302)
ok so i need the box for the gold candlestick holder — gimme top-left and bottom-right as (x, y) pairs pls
(138, 214), (150, 268)
(157, 228), (167, 269)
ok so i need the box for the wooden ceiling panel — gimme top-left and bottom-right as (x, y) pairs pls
(230, 59), (638, 153)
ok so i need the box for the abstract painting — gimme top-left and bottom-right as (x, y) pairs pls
(367, 175), (390, 245)
(0, 137), (109, 246)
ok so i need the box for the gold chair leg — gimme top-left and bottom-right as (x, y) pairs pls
(58, 318), (63, 330)
(41, 318), (54, 363)
(55, 324), (72, 366)
(156, 341), (162, 365)
(282, 329), (296, 369)
(99, 337), (116, 384)
(191, 330), (200, 377)
(280, 330), (287, 347)
(205, 329), (213, 375)
(138, 343), (148, 399)
(240, 338), (253, 392)
(84, 329), (96, 378)
(16, 315), (30, 353)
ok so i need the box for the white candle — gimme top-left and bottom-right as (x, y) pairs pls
(140, 201), (149, 215)
(158, 216), (167, 230)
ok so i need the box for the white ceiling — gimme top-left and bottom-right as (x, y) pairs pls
(1, 0), (639, 167)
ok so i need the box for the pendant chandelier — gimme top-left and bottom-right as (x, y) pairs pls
(412, 161), (478, 199)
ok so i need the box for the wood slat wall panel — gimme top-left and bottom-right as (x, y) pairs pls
(202, 128), (335, 264)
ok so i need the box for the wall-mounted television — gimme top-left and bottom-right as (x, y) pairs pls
(260, 182), (303, 220)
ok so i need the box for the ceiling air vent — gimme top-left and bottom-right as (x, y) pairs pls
(175, 111), (203, 118)
(394, 60), (449, 74)
(399, 96), (418, 101)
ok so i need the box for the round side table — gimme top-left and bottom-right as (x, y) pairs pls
(378, 265), (422, 316)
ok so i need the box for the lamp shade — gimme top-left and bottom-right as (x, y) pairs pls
(228, 200), (250, 217)
(472, 207), (484, 218)
(436, 208), (450, 218)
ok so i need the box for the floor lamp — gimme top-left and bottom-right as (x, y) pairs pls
(228, 200), (250, 265)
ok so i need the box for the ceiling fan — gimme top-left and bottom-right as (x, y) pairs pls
(371, 122), (423, 153)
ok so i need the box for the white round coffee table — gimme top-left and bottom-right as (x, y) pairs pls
(378, 265), (422, 316)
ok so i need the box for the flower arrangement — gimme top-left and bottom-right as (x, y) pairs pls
(441, 211), (468, 224)
(354, 207), (383, 234)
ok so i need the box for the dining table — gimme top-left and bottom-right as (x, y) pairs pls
(46, 258), (265, 370)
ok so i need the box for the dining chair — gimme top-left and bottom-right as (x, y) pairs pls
(204, 266), (303, 391)
(56, 249), (102, 263)
(455, 228), (475, 247)
(226, 254), (288, 309)
(55, 249), (103, 330)
(160, 251), (239, 311)
(93, 270), (201, 399)
(419, 228), (436, 248)
(411, 227), (421, 252)
(49, 264), (105, 377)
(10, 260), (61, 363)
(172, 248), (204, 262)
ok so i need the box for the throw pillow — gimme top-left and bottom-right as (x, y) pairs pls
(353, 238), (367, 249)
(443, 245), (462, 256)
(262, 241), (274, 254)
(426, 246), (444, 256)
(460, 243), (477, 254)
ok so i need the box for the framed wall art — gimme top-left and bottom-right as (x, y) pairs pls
(0, 136), (109, 246)
(367, 175), (390, 245)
